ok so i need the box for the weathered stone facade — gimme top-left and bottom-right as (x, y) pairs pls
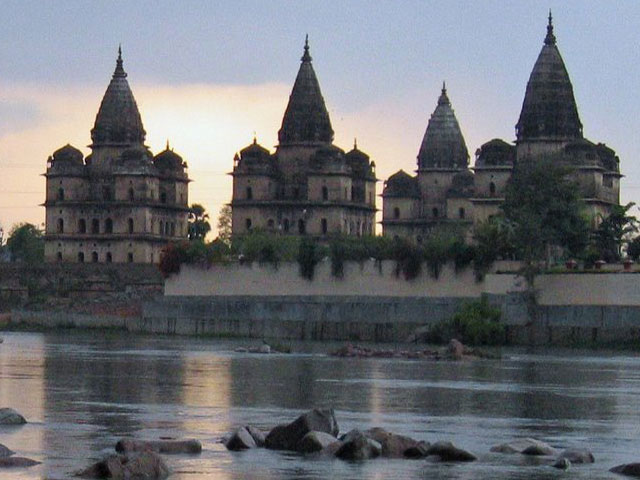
(231, 38), (377, 237)
(44, 48), (190, 263)
(382, 15), (621, 242)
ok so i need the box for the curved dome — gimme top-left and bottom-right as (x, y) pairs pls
(417, 84), (469, 169)
(154, 145), (185, 171)
(240, 138), (271, 159)
(383, 170), (420, 198)
(448, 169), (475, 198)
(91, 47), (146, 147)
(516, 15), (582, 142)
(474, 139), (515, 167)
(52, 144), (84, 165)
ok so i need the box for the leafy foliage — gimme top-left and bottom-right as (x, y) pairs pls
(7, 223), (44, 264)
(427, 298), (505, 346)
(628, 235), (640, 262)
(188, 203), (211, 241)
(216, 204), (232, 247)
(591, 202), (638, 262)
(502, 156), (589, 285)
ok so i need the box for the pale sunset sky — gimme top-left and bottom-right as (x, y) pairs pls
(1, 1), (639, 238)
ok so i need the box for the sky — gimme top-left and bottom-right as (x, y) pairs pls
(1, 1), (640, 239)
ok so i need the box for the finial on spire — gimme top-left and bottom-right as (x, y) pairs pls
(166, 139), (170, 150)
(253, 131), (257, 144)
(442, 81), (447, 94)
(114, 44), (127, 78)
(438, 81), (450, 105)
(354, 138), (358, 150)
(545, 10), (556, 45)
(301, 34), (312, 62)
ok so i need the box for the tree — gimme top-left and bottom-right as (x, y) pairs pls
(628, 235), (640, 262)
(591, 202), (638, 262)
(6, 223), (44, 264)
(187, 203), (211, 241)
(502, 156), (589, 285)
(216, 204), (232, 246)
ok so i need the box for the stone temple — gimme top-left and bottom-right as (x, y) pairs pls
(382, 15), (621, 242)
(44, 48), (190, 263)
(230, 37), (377, 237)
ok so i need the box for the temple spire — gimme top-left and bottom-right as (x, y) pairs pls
(301, 34), (312, 62)
(114, 45), (127, 78)
(545, 10), (556, 46)
(438, 81), (450, 105)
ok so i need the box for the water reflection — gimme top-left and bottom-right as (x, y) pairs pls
(0, 332), (637, 479)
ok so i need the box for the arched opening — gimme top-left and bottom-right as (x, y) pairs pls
(160, 191), (167, 204)
(432, 207), (439, 218)
(393, 207), (400, 219)
(57, 218), (64, 233)
(489, 182), (496, 195)
(57, 188), (65, 201)
(298, 219), (306, 235)
(321, 218), (328, 234)
(78, 219), (86, 234)
(106, 252), (112, 263)
(283, 219), (290, 233)
(78, 252), (85, 263)
(91, 251), (98, 263)
(245, 218), (252, 231)
(105, 218), (113, 234)
(102, 186), (112, 200)
(91, 219), (99, 234)
(246, 187), (253, 200)
(459, 207), (465, 219)
(56, 252), (62, 262)
(128, 188), (135, 201)
(170, 223), (175, 236)
(127, 253), (134, 263)
(128, 218), (134, 234)
(159, 221), (164, 235)
(322, 186), (328, 201)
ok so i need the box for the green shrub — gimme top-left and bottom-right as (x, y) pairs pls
(298, 237), (321, 280)
(427, 298), (505, 346)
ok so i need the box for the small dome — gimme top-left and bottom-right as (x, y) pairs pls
(117, 147), (153, 169)
(595, 143), (619, 172)
(383, 170), (420, 198)
(240, 138), (271, 160)
(52, 144), (84, 165)
(154, 145), (185, 171)
(448, 170), (475, 198)
(474, 139), (515, 167)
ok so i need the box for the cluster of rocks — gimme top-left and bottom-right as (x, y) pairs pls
(77, 437), (201, 479)
(224, 408), (476, 462)
(223, 408), (640, 478)
(331, 339), (498, 361)
(0, 408), (41, 469)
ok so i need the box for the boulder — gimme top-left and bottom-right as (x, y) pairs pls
(611, 463), (640, 477)
(115, 438), (202, 454)
(0, 457), (40, 468)
(246, 426), (266, 447)
(556, 448), (594, 464)
(491, 438), (556, 456)
(0, 408), (26, 425)
(552, 457), (571, 470)
(404, 441), (431, 459)
(335, 430), (381, 461)
(77, 452), (169, 479)
(364, 427), (420, 458)
(298, 431), (338, 454)
(225, 427), (257, 451)
(447, 339), (464, 360)
(0, 444), (14, 458)
(425, 441), (476, 462)
(265, 409), (339, 451)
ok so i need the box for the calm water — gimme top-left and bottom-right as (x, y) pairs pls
(0, 331), (639, 479)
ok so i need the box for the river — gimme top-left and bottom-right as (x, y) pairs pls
(0, 331), (638, 479)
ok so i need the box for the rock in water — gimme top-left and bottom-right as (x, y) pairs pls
(447, 339), (464, 360)
(335, 430), (381, 460)
(556, 448), (594, 464)
(77, 452), (169, 479)
(115, 438), (202, 454)
(0, 457), (40, 468)
(265, 409), (339, 451)
(225, 427), (257, 451)
(425, 441), (476, 462)
(553, 457), (571, 470)
(0, 408), (26, 425)
(298, 431), (338, 454)
(0, 444), (14, 458)
(245, 426), (266, 447)
(491, 437), (557, 456)
(611, 463), (640, 477)
(363, 427), (420, 458)
(404, 441), (431, 458)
